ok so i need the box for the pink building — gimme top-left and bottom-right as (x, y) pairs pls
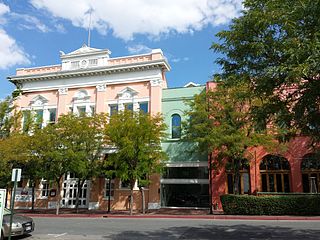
(8, 45), (170, 211)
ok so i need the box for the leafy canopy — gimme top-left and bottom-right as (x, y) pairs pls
(105, 110), (167, 187)
(213, 0), (320, 141)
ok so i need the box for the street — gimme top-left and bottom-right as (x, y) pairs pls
(14, 217), (320, 240)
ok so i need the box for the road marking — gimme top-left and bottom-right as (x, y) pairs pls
(48, 232), (68, 238)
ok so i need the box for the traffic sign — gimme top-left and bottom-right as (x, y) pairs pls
(11, 168), (21, 182)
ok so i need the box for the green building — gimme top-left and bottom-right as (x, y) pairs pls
(161, 83), (209, 208)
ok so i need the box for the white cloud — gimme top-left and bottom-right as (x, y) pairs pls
(30, 0), (243, 40)
(127, 44), (152, 54)
(171, 57), (190, 63)
(0, 3), (10, 24)
(0, 29), (30, 69)
(11, 13), (51, 33)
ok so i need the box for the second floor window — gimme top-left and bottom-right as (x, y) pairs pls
(48, 108), (56, 124)
(109, 104), (118, 116)
(139, 102), (148, 113)
(171, 114), (181, 139)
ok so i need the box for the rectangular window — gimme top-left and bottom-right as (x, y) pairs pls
(139, 102), (148, 113)
(77, 106), (86, 115)
(89, 59), (98, 66)
(41, 181), (50, 197)
(71, 61), (80, 69)
(90, 106), (95, 115)
(124, 103), (133, 111)
(48, 108), (56, 124)
(35, 109), (43, 128)
(105, 179), (114, 198)
(109, 104), (118, 116)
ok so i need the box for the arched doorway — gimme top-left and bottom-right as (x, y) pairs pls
(260, 154), (290, 192)
(301, 153), (320, 193)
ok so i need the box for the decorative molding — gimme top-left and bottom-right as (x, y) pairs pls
(96, 84), (107, 92)
(58, 88), (68, 95)
(150, 78), (162, 87)
(29, 95), (48, 107)
(117, 87), (138, 99)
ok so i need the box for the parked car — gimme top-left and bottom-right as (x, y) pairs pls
(1, 208), (34, 240)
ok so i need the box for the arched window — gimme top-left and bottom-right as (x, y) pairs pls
(301, 153), (320, 193)
(260, 154), (290, 192)
(171, 114), (181, 139)
(226, 158), (250, 194)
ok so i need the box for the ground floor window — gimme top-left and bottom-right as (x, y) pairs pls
(301, 153), (320, 193)
(227, 172), (250, 194)
(161, 184), (209, 208)
(260, 154), (291, 192)
(161, 165), (209, 208)
(40, 180), (50, 197)
(226, 158), (250, 194)
(105, 179), (115, 198)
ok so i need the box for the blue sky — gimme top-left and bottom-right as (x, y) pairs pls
(0, 0), (243, 99)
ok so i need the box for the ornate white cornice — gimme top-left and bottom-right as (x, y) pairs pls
(58, 88), (68, 95)
(8, 59), (170, 84)
(150, 78), (162, 87)
(96, 84), (107, 92)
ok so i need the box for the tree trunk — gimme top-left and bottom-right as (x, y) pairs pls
(129, 187), (133, 215)
(75, 179), (85, 213)
(55, 179), (61, 215)
(31, 180), (35, 212)
(233, 159), (241, 195)
(140, 187), (145, 214)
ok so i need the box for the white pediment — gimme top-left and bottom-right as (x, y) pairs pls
(73, 90), (90, 102)
(30, 95), (48, 106)
(117, 87), (138, 99)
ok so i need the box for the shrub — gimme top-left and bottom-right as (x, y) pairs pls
(220, 194), (320, 215)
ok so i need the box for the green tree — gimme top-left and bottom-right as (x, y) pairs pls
(185, 83), (274, 197)
(0, 133), (42, 210)
(105, 110), (167, 215)
(31, 122), (70, 215)
(31, 113), (108, 214)
(56, 113), (108, 212)
(212, 0), (320, 141)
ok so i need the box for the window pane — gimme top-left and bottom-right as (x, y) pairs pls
(139, 102), (148, 113)
(163, 167), (208, 179)
(49, 108), (56, 123)
(124, 103), (133, 111)
(276, 174), (283, 192)
(109, 105), (118, 116)
(161, 184), (209, 208)
(269, 174), (275, 192)
(227, 174), (234, 194)
(171, 114), (181, 138)
(261, 174), (267, 192)
(302, 174), (309, 193)
(78, 106), (86, 114)
(242, 173), (250, 194)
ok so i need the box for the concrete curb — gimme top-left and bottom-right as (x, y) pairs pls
(22, 213), (320, 221)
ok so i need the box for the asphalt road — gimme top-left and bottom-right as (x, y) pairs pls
(15, 217), (320, 240)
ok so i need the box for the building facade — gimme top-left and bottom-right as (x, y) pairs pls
(7, 46), (319, 212)
(161, 84), (209, 208)
(8, 45), (170, 210)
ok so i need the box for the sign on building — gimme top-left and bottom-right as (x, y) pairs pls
(0, 189), (7, 239)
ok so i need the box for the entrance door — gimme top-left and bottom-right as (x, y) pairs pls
(61, 173), (89, 208)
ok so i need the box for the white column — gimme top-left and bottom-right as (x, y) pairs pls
(42, 108), (50, 127)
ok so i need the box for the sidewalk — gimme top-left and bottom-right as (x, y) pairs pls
(15, 208), (320, 221)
